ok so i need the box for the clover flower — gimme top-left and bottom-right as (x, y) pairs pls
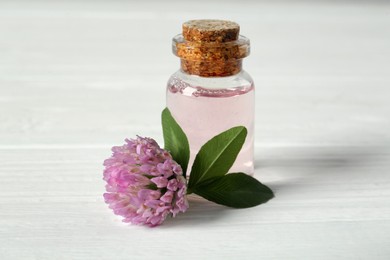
(103, 136), (188, 227)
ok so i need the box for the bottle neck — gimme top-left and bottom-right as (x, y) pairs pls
(180, 59), (243, 77)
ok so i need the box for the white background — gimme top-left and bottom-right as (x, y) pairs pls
(1, 0), (389, 259)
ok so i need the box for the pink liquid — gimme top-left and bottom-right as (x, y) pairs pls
(167, 79), (254, 176)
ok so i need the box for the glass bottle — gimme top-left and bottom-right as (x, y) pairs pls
(166, 20), (254, 176)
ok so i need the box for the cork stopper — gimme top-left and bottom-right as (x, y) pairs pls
(182, 20), (240, 42)
(173, 19), (250, 77)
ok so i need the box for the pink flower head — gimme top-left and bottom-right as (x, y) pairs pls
(103, 136), (188, 227)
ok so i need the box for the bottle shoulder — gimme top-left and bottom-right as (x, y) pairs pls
(167, 70), (254, 90)
(167, 70), (254, 97)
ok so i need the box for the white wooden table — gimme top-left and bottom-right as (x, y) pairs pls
(1, 1), (390, 259)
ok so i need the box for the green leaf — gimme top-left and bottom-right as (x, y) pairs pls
(161, 108), (190, 177)
(187, 126), (247, 191)
(193, 173), (274, 208)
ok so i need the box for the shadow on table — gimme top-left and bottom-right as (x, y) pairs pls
(255, 144), (389, 192)
(161, 194), (233, 228)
